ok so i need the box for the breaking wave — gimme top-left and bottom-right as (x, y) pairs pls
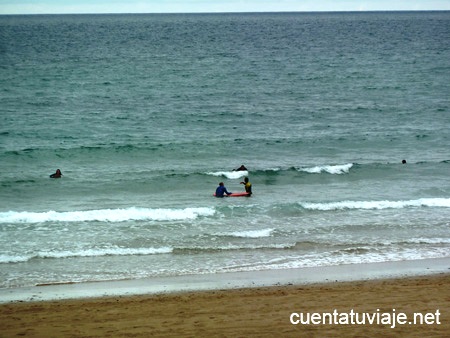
(300, 198), (450, 211)
(0, 207), (215, 224)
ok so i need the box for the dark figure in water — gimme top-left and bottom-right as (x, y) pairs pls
(233, 165), (248, 171)
(50, 169), (62, 178)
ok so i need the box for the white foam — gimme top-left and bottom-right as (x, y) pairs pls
(38, 246), (173, 259)
(405, 237), (450, 245)
(300, 163), (353, 174)
(207, 171), (249, 179)
(226, 228), (274, 238)
(0, 254), (31, 264)
(301, 198), (450, 211)
(0, 207), (215, 224)
(0, 247), (173, 264)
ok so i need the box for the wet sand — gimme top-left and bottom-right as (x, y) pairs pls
(1, 273), (449, 337)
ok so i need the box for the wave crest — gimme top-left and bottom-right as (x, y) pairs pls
(218, 228), (274, 238)
(0, 246), (173, 264)
(0, 207), (215, 224)
(206, 171), (249, 179)
(299, 163), (353, 174)
(301, 198), (450, 211)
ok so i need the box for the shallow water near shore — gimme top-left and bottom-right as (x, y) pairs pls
(1, 258), (449, 303)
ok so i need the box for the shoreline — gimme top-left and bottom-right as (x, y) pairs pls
(1, 257), (449, 304)
(1, 271), (449, 337)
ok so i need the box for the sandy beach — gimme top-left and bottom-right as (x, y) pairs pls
(1, 272), (449, 337)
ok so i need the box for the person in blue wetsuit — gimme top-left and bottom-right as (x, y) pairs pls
(215, 182), (232, 197)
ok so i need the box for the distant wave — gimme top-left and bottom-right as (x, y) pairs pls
(200, 161), (448, 178)
(298, 163), (353, 174)
(206, 170), (249, 179)
(300, 198), (450, 211)
(0, 207), (215, 224)
(205, 164), (353, 178)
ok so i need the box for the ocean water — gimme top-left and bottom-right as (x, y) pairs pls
(0, 11), (449, 289)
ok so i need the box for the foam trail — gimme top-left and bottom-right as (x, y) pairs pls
(301, 198), (450, 211)
(0, 207), (215, 224)
(300, 163), (353, 174)
(0, 247), (173, 264)
(224, 228), (274, 238)
(207, 171), (249, 179)
(38, 246), (173, 259)
(0, 255), (31, 264)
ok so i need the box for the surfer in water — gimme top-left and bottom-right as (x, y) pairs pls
(215, 182), (232, 197)
(50, 169), (62, 178)
(240, 177), (252, 195)
(233, 164), (247, 171)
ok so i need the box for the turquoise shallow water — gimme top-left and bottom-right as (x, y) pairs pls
(0, 12), (449, 288)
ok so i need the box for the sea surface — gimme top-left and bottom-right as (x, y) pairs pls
(1, 11), (449, 289)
